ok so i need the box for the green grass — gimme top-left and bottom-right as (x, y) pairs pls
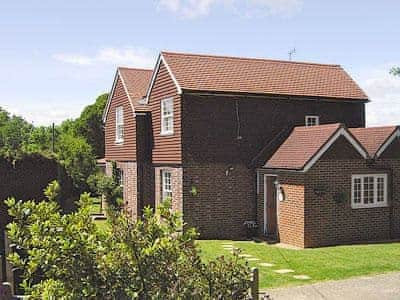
(89, 197), (103, 215)
(198, 240), (400, 289)
(94, 219), (110, 232)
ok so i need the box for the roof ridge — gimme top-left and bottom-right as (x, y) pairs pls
(118, 67), (153, 72)
(350, 125), (399, 130)
(294, 123), (343, 131)
(161, 50), (342, 68)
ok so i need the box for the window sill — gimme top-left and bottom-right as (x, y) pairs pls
(160, 132), (174, 137)
(115, 140), (124, 145)
(351, 203), (388, 209)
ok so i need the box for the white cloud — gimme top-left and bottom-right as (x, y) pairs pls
(53, 47), (156, 68)
(157, 0), (303, 19)
(354, 64), (400, 126)
(3, 103), (82, 126)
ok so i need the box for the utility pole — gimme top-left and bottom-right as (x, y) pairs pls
(52, 122), (55, 153)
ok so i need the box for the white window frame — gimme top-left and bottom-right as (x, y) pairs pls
(161, 170), (172, 201)
(351, 174), (388, 209)
(115, 106), (124, 143)
(160, 98), (174, 135)
(305, 115), (320, 127)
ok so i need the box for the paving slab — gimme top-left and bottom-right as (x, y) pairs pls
(274, 269), (295, 274)
(239, 254), (253, 258)
(259, 262), (275, 267)
(263, 272), (400, 300)
(293, 275), (311, 280)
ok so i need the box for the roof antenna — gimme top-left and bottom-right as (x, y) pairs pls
(288, 47), (296, 61)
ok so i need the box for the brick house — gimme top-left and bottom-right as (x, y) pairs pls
(103, 51), (398, 246)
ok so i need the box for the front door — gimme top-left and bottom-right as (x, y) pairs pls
(264, 175), (277, 238)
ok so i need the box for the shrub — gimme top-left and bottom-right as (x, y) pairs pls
(6, 182), (252, 299)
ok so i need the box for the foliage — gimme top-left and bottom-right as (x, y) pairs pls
(390, 67), (400, 76)
(56, 133), (96, 192)
(87, 171), (122, 210)
(0, 110), (33, 160)
(74, 93), (108, 158)
(6, 182), (252, 299)
(23, 125), (55, 155)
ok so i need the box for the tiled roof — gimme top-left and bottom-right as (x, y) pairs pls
(349, 126), (398, 157)
(162, 51), (368, 100)
(118, 67), (153, 111)
(265, 123), (343, 170)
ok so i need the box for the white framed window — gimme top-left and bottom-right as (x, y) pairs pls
(351, 174), (388, 209)
(161, 170), (172, 201)
(161, 98), (174, 135)
(305, 115), (320, 127)
(115, 106), (124, 143)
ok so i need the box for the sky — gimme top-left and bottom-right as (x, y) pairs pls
(0, 0), (399, 126)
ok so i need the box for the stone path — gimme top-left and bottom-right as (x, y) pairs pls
(222, 243), (312, 282)
(264, 272), (400, 300)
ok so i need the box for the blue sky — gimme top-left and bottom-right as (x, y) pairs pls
(1, 0), (399, 126)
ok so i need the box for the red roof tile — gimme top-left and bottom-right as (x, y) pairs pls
(349, 126), (398, 157)
(265, 123), (342, 170)
(162, 51), (368, 101)
(118, 67), (153, 111)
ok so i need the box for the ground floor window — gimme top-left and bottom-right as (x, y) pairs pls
(116, 168), (124, 188)
(161, 170), (172, 201)
(351, 174), (387, 208)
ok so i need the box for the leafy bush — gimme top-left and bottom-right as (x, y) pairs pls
(6, 182), (252, 299)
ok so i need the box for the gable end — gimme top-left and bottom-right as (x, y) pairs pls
(145, 54), (182, 104)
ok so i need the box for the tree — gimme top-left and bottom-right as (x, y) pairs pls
(56, 133), (96, 192)
(74, 93), (108, 158)
(6, 182), (252, 299)
(0, 112), (33, 159)
(390, 67), (400, 76)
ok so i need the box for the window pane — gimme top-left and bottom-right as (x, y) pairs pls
(161, 99), (173, 133)
(363, 176), (374, 204)
(353, 178), (361, 204)
(377, 177), (385, 202)
(162, 171), (172, 201)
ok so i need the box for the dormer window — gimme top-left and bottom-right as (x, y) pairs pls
(161, 98), (174, 135)
(305, 115), (319, 127)
(115, 106), (124, 143)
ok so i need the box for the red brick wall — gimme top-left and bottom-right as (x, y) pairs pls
(106, 161), (139, 219)
(183, 163), (255, 239)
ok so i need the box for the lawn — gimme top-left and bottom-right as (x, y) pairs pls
(197, 240), (400, 290)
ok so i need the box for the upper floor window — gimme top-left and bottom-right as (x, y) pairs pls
(115, 106), (124, 143)
(351, 174), (388, 209)
(161, 170), (172, 201)
(161, 98), (174, 135)
(305, 115), (319, 127)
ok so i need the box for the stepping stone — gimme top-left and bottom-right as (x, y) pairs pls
(274, 269), (295, 274)
(246, 258), (260, 261)
(259, 262), (275, 267)
(222, 243), (233, 246)
(239, 254), (252, 258)
(293, 275), (311, 280)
